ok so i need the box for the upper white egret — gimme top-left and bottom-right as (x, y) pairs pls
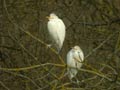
(66, 45), (84, 81)
(47, 13), (66, 53)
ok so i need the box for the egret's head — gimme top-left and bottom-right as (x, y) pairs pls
(46, 13), (58, 20)
(71, 46), (81, 51)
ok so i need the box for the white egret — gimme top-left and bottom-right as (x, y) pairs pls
(66, 45), (84, 82)
(47, 13), (66, 53)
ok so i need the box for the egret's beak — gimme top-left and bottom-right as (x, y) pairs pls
(46, 16), (54, 20)
(46, 16), (50, 19)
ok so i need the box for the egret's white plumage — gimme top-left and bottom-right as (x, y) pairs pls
(47, 13), (66, 53)
(67, 46), (84, 80)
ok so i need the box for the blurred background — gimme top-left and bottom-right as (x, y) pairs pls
(0, 0), (120, 90)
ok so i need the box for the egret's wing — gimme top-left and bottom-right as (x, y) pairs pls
(66, 51), (73, 67)
(55, 19), (65, 52)
(73, 55), (82, 63)
(79, 48), (84, 61)
(56, 19), (65, 47)
(73, 50), (84, 63)
(47, 21), (58, 41)
(55, 29), (62, 51)
(47, 15), (65, 53)
(67, 51), (78, 79)
(47, 20), (62, 52)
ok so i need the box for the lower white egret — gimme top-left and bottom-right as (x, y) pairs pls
(66, 45), (84, 82)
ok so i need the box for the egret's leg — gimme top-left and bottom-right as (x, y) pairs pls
(46, 40), (55, 48)
(57, 47), (61, 54)
(74, 77), (81, 87)
(69, 78), (77, 84)
(76, 79), (80, 84)
(70, 78), (75, 83)
(75, 77), (80, 83)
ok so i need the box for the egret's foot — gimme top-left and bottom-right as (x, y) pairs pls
(46, 44), (52, 48)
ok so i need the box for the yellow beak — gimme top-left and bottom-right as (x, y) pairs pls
(46, 16), (50, 19)
(46, 16), (54, 20)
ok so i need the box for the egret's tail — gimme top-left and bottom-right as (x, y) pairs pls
(57, 48), (61, 54)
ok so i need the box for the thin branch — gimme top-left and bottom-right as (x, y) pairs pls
(78, 68), (120, 85)
(0, 45), (20, 51)
(0, 81), (10, 90)
(85, 31), (118, 59)
(75, 18), (120, 26)
(3, 71), (41, 89)
(0, 63), (65, 71)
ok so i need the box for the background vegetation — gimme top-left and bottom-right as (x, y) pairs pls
(0, 0), (120, 90)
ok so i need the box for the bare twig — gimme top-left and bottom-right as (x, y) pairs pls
(0, 45), (20, 51)
(85, 31), (118, 59)
(75, 18), (120, 26)
(0, 81), (10, 90)
(1, 71), (41, 89)
(0, 63), (64, 71)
